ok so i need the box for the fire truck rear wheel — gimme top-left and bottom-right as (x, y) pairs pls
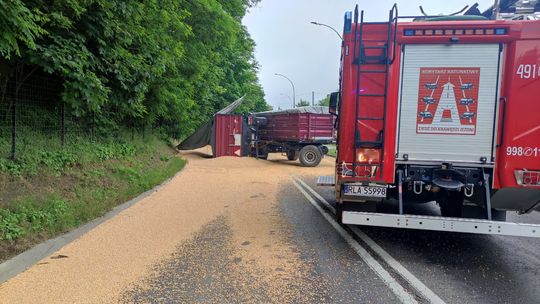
(286, 150), (299, 161)
(335, 203), (343, 223)
(438, 190), (463, 217)
(299, 145), (322, 167)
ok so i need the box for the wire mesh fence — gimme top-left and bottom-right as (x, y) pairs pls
(0, 69), (98, 160)
(0, 65), (172, 163)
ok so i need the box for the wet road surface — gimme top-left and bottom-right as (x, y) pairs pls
(302, 178), (540, 304)
(1, 149), (539, 303)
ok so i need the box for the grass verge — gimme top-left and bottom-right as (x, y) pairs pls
(0, 132), (185, 263)
(326, 144), (336, 157)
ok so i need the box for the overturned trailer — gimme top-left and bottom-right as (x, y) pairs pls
(177, 97), (250, 157)
(178, 104), (336, 167)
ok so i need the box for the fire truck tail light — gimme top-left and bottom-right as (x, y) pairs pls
(515, 170), (540, 186)
(357, 148), (380, 164)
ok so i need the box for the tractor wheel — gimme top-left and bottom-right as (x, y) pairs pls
(299, 145), (322, 167)
(286, 150), (299, 161)
(257, 147), (268, 160)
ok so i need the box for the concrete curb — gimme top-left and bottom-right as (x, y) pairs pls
(0, 163), (186, 285)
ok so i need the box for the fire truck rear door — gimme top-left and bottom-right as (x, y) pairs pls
(396, 44), (502, 164)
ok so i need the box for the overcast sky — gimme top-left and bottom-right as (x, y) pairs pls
(243, 0), (494, 110)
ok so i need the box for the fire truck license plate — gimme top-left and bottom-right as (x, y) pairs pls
(343, 185), (387, 198)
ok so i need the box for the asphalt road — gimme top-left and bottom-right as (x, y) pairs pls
(1, 150), (539, 303)
(300, 177), (540, 304)
(125, 188), (400, 304)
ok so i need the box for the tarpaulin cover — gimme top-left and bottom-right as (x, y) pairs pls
(176, 121), (212, 151)
(255, 106), (329, 116)
(177, 96), (245, 151)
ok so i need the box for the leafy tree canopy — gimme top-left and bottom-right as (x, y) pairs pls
(296, 100), (311, 107)
(317, 95), (330, 106)
(0, 0), (268, 139)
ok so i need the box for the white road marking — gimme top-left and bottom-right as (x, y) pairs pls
(292, 176), (447, 304)
(349, 227), (446, 304)
(291, 179), (419, 304)
(293, 176), (336, 214)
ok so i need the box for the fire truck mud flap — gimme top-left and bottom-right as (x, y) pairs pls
(491, 188), (540, 213)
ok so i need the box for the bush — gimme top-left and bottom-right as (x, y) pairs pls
(39, 151), (78, 174)
(96, 143), (136, 161)
(0, 159), (25, 176)
(0, 197), (69, 241)
(0, 130), (143, 177)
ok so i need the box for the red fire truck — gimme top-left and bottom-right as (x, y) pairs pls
(320, 3), (540, 237)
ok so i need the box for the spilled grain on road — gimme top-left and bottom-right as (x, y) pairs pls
(0, 147), (334, 303)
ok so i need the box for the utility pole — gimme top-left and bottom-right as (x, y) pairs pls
(312, 91), (315, 106)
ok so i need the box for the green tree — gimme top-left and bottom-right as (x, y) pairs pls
(317, 95), (330, 106)
(0, 0), (44, 59)
(0, 0), (268, 139)
(296, 99), (311, 107)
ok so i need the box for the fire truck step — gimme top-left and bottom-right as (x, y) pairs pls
(362, 45), (387, 49)
(357, 117), (384, 120)
(358, 93), (386, 97)
(317, 175), (335, 187)
(355, 141), (383, 148)
(360, 70), (387, 73)
(353, 60), (387, 65)
(360, 58), (387, 63)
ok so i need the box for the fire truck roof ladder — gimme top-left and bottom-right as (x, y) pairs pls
(352, 4), (398, 180)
